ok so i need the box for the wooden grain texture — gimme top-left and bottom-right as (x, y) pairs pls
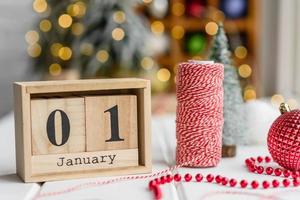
(31, 149), (139, 176)
(136, 81), (152, 169)
(16, 78), (148, 94)
(85, 95), (138, 151)
(13, 83), (32, 181)
(31, 98), (86, 155)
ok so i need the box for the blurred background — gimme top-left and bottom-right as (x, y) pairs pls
(0, 0), (299, 116)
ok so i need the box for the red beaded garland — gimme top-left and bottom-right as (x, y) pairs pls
(148, 155), (300, 199)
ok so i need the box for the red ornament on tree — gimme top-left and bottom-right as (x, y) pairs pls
(268, 103), (300, 171)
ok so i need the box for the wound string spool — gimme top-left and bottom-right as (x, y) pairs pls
(176, 61), (224, 167)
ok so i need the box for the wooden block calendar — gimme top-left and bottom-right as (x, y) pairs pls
(13, 78), (151, 182)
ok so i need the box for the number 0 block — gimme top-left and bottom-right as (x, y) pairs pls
(85, 95), (138, 152)
(31, 98), (86, 155)
(13, 79), (151, 182)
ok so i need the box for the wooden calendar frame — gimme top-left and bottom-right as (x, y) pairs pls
(14, 78), (151, 182)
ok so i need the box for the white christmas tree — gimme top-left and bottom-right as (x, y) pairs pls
(209, 24), (246, 156)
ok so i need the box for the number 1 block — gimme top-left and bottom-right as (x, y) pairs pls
(85, 95), (138, 152)
(31, 98), (86, 155)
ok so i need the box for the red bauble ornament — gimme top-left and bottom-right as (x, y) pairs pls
(267, 103), (300, 171)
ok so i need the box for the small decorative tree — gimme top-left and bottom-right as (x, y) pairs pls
(209, 23), (246, 157)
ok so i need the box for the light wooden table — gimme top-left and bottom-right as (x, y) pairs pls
(1, 112), (299, 200)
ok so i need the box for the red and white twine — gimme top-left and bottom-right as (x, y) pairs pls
(176, 61), (224, 167)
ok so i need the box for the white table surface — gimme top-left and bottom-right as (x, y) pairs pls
(1, 108), (299, 200)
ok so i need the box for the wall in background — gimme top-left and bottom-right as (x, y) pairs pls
(0, 0), (36, 116)
(258, 0), (279, 97)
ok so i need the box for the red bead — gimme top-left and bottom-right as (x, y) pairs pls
(206, 174), (214, 182)
(250, 157), (255, 162)
(248, 165), (256, 172)
(257, 156), (263, 163)
(274, 168), (282, 176)
(184, 173), (192, 182)
(240, 180), (248, 188)
(195, 174), (203, 182)
(293, 177), (300, 186)
(215, 175), (222, 184)
(229, 179), (237, 187)
(283, 179), (290, 187)
(149, 180), (156, 190)
(153, 185), (162, 200)
(272, 180), (280, 188)
(251, 180), (259, 189)
(283, 170), (291, 178)
(160, 176), (166, 184)
(265, 156), (271, 163)
(257, 166), (264, 174)
(266, 167), (274, 175)
(174, 174), (181, 182)
(154, 178), (160, 185)
(221, 177), (228, 186)
(292, 171), (300, 178)
(262, 181), (270, 189)
(166, 174), (173, 183)
(245, 159), (253, 166)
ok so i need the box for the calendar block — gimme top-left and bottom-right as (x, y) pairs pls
(13, 78), (151, 182)
(31, 98), (86, 155)
(85, 95), (138, 152)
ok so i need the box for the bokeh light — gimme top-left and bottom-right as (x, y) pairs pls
(113, 11), (126, 24)
(25, 30), (39, 45)
(27, 43), (42, 57)
(205, 22), (218, 36)
(141, 57), (154, 70)
(143, 0), (152, 4)
(96, 50), (109, 63)
(271, 94), (285, 107)
(235, 46), (248, 59)
(33, 0), (47, 13)
(71, 23), (84, 36)
(171, 26), (185, 39)
(80, 43), (94, 56)
(112, 28), (125, 41)
(67, 2), (86, 17)
(49, 63), (62, 76)
(287, 98), (298, 109)
(58, 47), (72, 60)
(157, 68), (171, 82)
(58, 14), (73, 28)
(151, 21), (164, 36)
(238, 64), (252, 78)
(39, 19), (52, 32)
(244, 87), (256, 101)
(172, 2), (185, 16)
(50, 43), (62, 57)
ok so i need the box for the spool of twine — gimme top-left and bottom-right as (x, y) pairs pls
(176, 61), (224, 167)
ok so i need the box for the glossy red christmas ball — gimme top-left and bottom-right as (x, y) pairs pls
(267, 103), (300, 171)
